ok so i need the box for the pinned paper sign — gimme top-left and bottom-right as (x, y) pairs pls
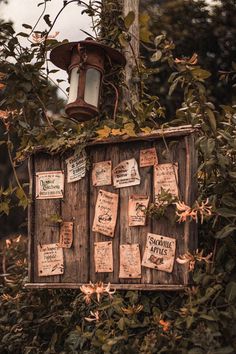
(66, 153), (87, 183)
(38, 243), (64, 276)
(140, 147), (158, 167)
(94, 241), (113, 273)
(59, 222), (73, 248)
(92, 160), (112, 186)
(119, 244), (141, 278)
(154, 163), (179, 200)
(36, 171), (64, 199)
(128, 195), (149, 226)
(142, 233), (176, 273)
(113, 158), (140, 188)
(92, 190), (118, 237)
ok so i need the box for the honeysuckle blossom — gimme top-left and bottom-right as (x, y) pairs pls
(174, 53), (198, 65)
(84, 310), (100, 322)
(159, 319), (171, 332)
(32, 31), (59, 43)
(121, 304), (143, 315)
(80, 281), (116, 303)
(176, 249), (212, 272)
(175, 199), (212, 224)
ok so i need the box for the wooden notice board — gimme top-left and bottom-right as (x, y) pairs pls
(26, 125), (198, 290)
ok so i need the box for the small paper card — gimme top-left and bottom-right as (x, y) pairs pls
(94, 241), (113, 273)
(92, 189), (118, 237)
(92, 160), (112, 186)
(59, 222), (73, 248)
(154, 163), (178, 200)
(119, 244), (141, 278)
(38, 243), (64, 276)
(140, 147), (158, 167)
(142, 233), (176, 273)
(128, 195), (149, 226)
(113, 158), (140, 188)
(36, 171), (64, 199)
(66, 153), (86, 183)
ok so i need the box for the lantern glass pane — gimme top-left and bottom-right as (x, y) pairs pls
(68, 67), (79, 104)
(84, 68), (101, 107)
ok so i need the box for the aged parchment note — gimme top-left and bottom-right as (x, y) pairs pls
(66, 153), (87, 183)
(59, 222), (73, 248)
(154, 163), (178, 200)
(113, 158), (140, 188)
(119, 244), (141, 278)
(38, 243), (64, 276)
(128, 195), (149, 226)
(140, 147), (158, 167)
(36, 171), (64, 199)
(92, 160), (112, 186)
(94, 241), (113, 272)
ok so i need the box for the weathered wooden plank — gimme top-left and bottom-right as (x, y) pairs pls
(60, 151), (89, 283)
(27, 156), (34, 282)
(25, 282), (186, 291)
(33, 153), (62, 283)
(151, 138), (187, 285)
(89, 144), (120, 283)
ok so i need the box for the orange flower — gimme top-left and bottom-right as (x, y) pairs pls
(122, 304), (143, 315)
(159, 319), (171, 332)
(32, 31), (59, 43)
(84, 310), (100, 322)
(174, 53), (198, 65)
(0, 83), (6, 90)
(80, 281), (116, 303)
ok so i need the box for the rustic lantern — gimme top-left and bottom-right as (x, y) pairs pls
(50, 38), (126, 121)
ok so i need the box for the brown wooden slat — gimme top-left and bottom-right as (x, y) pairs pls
(61, 152), (89, 283)
(89, 144), (120, 283)
(25, 282), (186, 291)
(33, 153), (62, 283)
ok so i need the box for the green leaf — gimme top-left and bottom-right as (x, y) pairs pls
(191, 68), (211, 80)
(124, 11), (135, 29)
(43, 14), (52, 27)
(17, 32), (29, 38)
(226, 282), (236, 303)
(216, 208), (236, 218)
(22, 23), (32, 29)
(150, 50), (162, 62)
(215, 225), (236, 239)
(206, 108), (217, 132)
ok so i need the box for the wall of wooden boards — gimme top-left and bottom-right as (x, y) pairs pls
(27, 128), (198, 290)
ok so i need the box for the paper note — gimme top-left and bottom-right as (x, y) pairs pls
(92, 189), (118, 237)
(119, 244), (141, 278)
(94, 241), (113, 273)
(38, 243), (64, 276)
(142, 233), (176, 273)
(59, 222), (73, 248)
(128, 195), (149, 226)
(140, 147), (158, 167)
(66, 153), (87, 183)
(36, 171), (64, 199)
(92, 160), (112, 186)
(154, 163), (178, 200)
(113, 158), (140, 188)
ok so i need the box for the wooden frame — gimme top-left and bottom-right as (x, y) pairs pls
(25, 125), (198, 290)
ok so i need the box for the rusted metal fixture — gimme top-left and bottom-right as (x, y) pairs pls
(50, 38), (126, 122)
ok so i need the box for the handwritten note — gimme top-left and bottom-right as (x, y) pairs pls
(92, 160), (112, 186)
(119, 244), (141, 278)
(66, 153), (87, 183)
(36, 171), (64, 199)
(140, 147), (158, 167)
(59, 222), (73, 248)
(38, 243), (64, 276)
(128, 195), (149, 226)
(94, 241), (113, 273)
(92, 190), (118, 237)
(142, 233), (176, 273)
(154, 163), (178, 200)
(113, 158), (140, 188)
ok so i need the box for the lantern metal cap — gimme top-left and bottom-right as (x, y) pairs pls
(50, 39), (126, 71)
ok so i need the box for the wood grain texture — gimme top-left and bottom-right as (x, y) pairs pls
(29, 130), (198, 290)
(33, 153), (62, 283)
(61, 151), (89, 283)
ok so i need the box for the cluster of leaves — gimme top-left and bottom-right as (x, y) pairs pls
(0, 235), (235, 353)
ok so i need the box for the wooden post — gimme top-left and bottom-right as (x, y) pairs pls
(123, 0), (140, 102)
